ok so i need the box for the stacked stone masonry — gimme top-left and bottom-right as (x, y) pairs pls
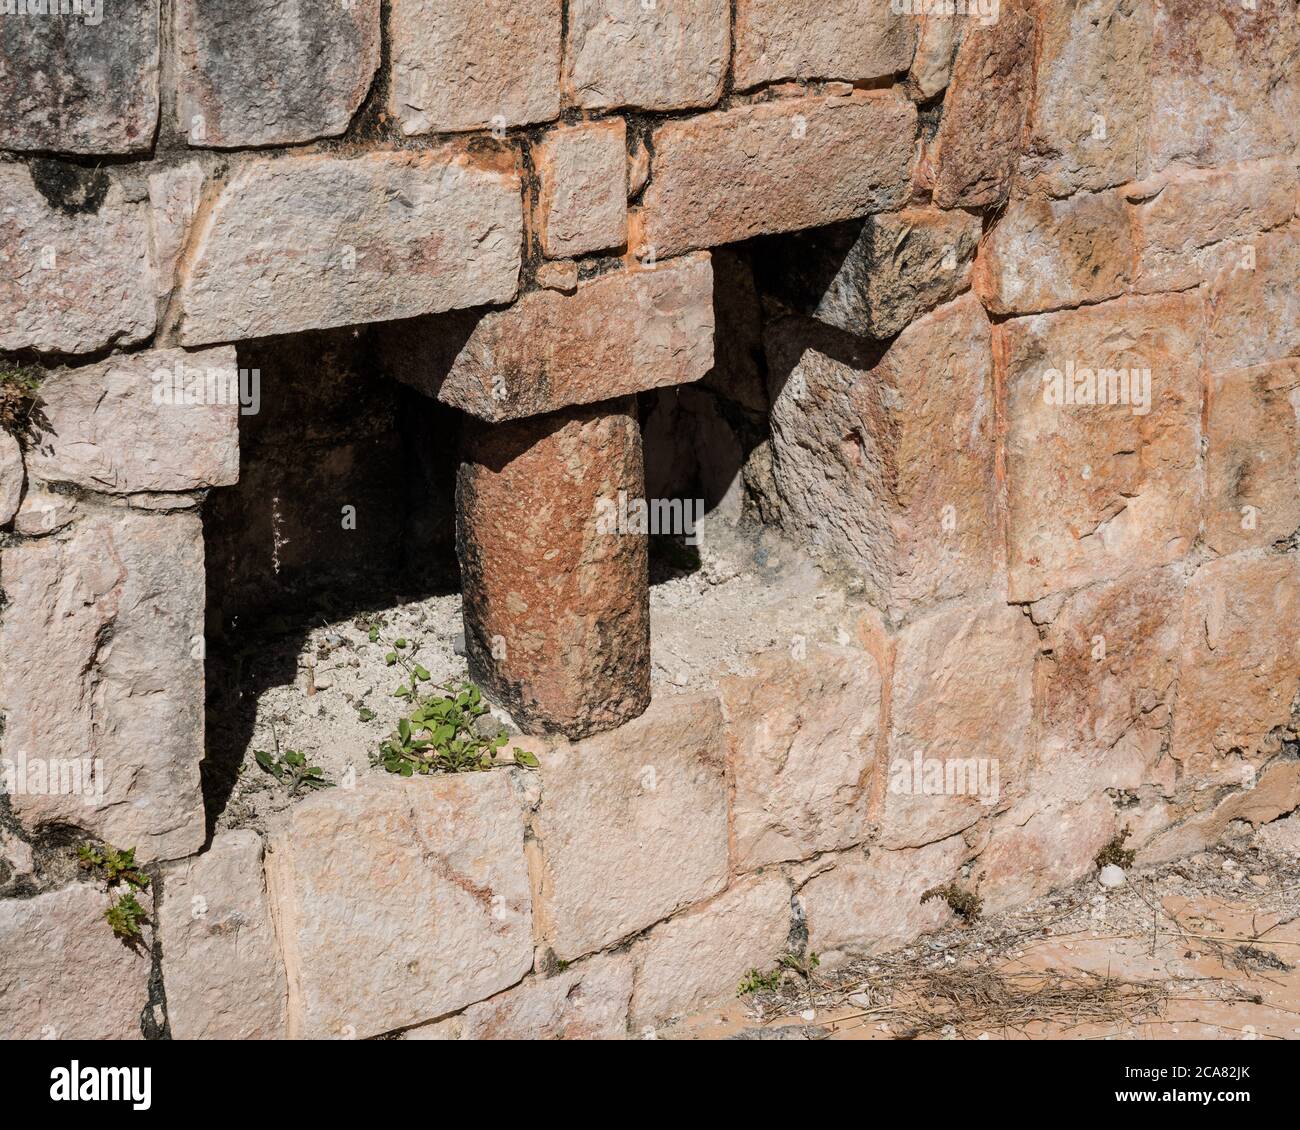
(0, 0), (1298, 1040)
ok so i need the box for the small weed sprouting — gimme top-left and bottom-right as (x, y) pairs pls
(1095, 828), (1136, 871)
(77, 844), (150, 893)
(0, 363), (44, 444)
(737, 952), (820, 996)
(738, 967), (783, 996)
(375, 680), (538, 775)
(77, 841), (150, 944)
(253, 729), (333, 797)
(921, 883), (982, 923)
(780, 951), (821, 977)
(368, 626), (538, 776)
(105, 892), (148, 942)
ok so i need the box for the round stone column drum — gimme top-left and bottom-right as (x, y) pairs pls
(456, 397), (650, 738)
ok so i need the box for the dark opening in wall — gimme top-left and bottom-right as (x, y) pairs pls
(197, 231), (867, 842)
(200, 324), (461, 837)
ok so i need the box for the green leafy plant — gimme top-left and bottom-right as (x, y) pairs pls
(737, 952), (820, 996)
(366, 625), (538, 777)
(1095, 828), (1136, 871)
(105, 892), (148, 942)
(921, 882), (982, 922)
(77, 841), (150, 944)
(0, 363), (44, 443)
(375, 680), (512, 775)
(254, 736), (333, 796)
(737, 966), (784, 995)
(77, 843), (150, 893)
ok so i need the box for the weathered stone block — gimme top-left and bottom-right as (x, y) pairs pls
(1141, 760), (1300, 865)
(757, 208), (981, 340)
(12, 486), (75, 538)
(975, 188), (1134, 316)
(0, 162), (155, 354)
(265, 773), (533, 1039)
(176, 0), (379, 147)
(0, 883), (150, 1039)
(733, 0), (916, 90)
(1204, 361), (1300, 557)
(1020, 0), (1154, 196)
(534, 258), (579, 293)
(148, 161), (205, 308)
(630, 875), (792, 1028)
(641, 93), (916, 258)
(1130, 160), (1297, 295)
(0, 0), (159, 154)
(458, 401), (650, 738)
(26, 347), (239, 494)
(1204, 222), (1300, 374)
(1171, 554), (1300, 775)
(0, 510), (206, 862)
(532, 695), (729, 961)
(883, 600), (1036, 848)
(1148, 0), (1300, 173)
(974, 794), (1117, 914)
(389, 0), (561, 134)
(800, 837), (969, 961)
(534, 119), (628, 258)
(766, 295), (1001, 619)
(390, 254), (713, 423)
(177, 150), (522, 346)
(564, 0), (729, 113)
(1002, 293), (1203, 603)
(407, 953), (632, 1040)
(1036, 567), (1184, 802)
(160, 830), (287, 1041)
(908, 9), (962, 100)
(0, 432), (22, 526)
(720, 646), (881, 871)
(931, 0), (1035, 209)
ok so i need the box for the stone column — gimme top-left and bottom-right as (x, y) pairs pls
(456, 397), (650, 739)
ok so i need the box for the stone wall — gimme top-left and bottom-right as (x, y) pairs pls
(1, 0), (1298, 1039)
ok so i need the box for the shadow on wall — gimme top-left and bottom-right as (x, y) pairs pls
(638, 227), (891, 567)
(200, 324), (461, 840)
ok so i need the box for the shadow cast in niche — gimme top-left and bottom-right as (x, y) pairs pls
(199, 322), (462, 842)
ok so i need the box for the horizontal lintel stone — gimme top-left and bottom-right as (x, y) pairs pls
(384, 253), (714, 422)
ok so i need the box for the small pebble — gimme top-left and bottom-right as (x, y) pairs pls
(1099, 864), (1127, 889)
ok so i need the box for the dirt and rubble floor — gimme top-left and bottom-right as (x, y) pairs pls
(205, 522), (855, 837)
(666, 820), (1300, 1041)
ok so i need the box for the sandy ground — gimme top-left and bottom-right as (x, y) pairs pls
(662, 820), (1300, 1041)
